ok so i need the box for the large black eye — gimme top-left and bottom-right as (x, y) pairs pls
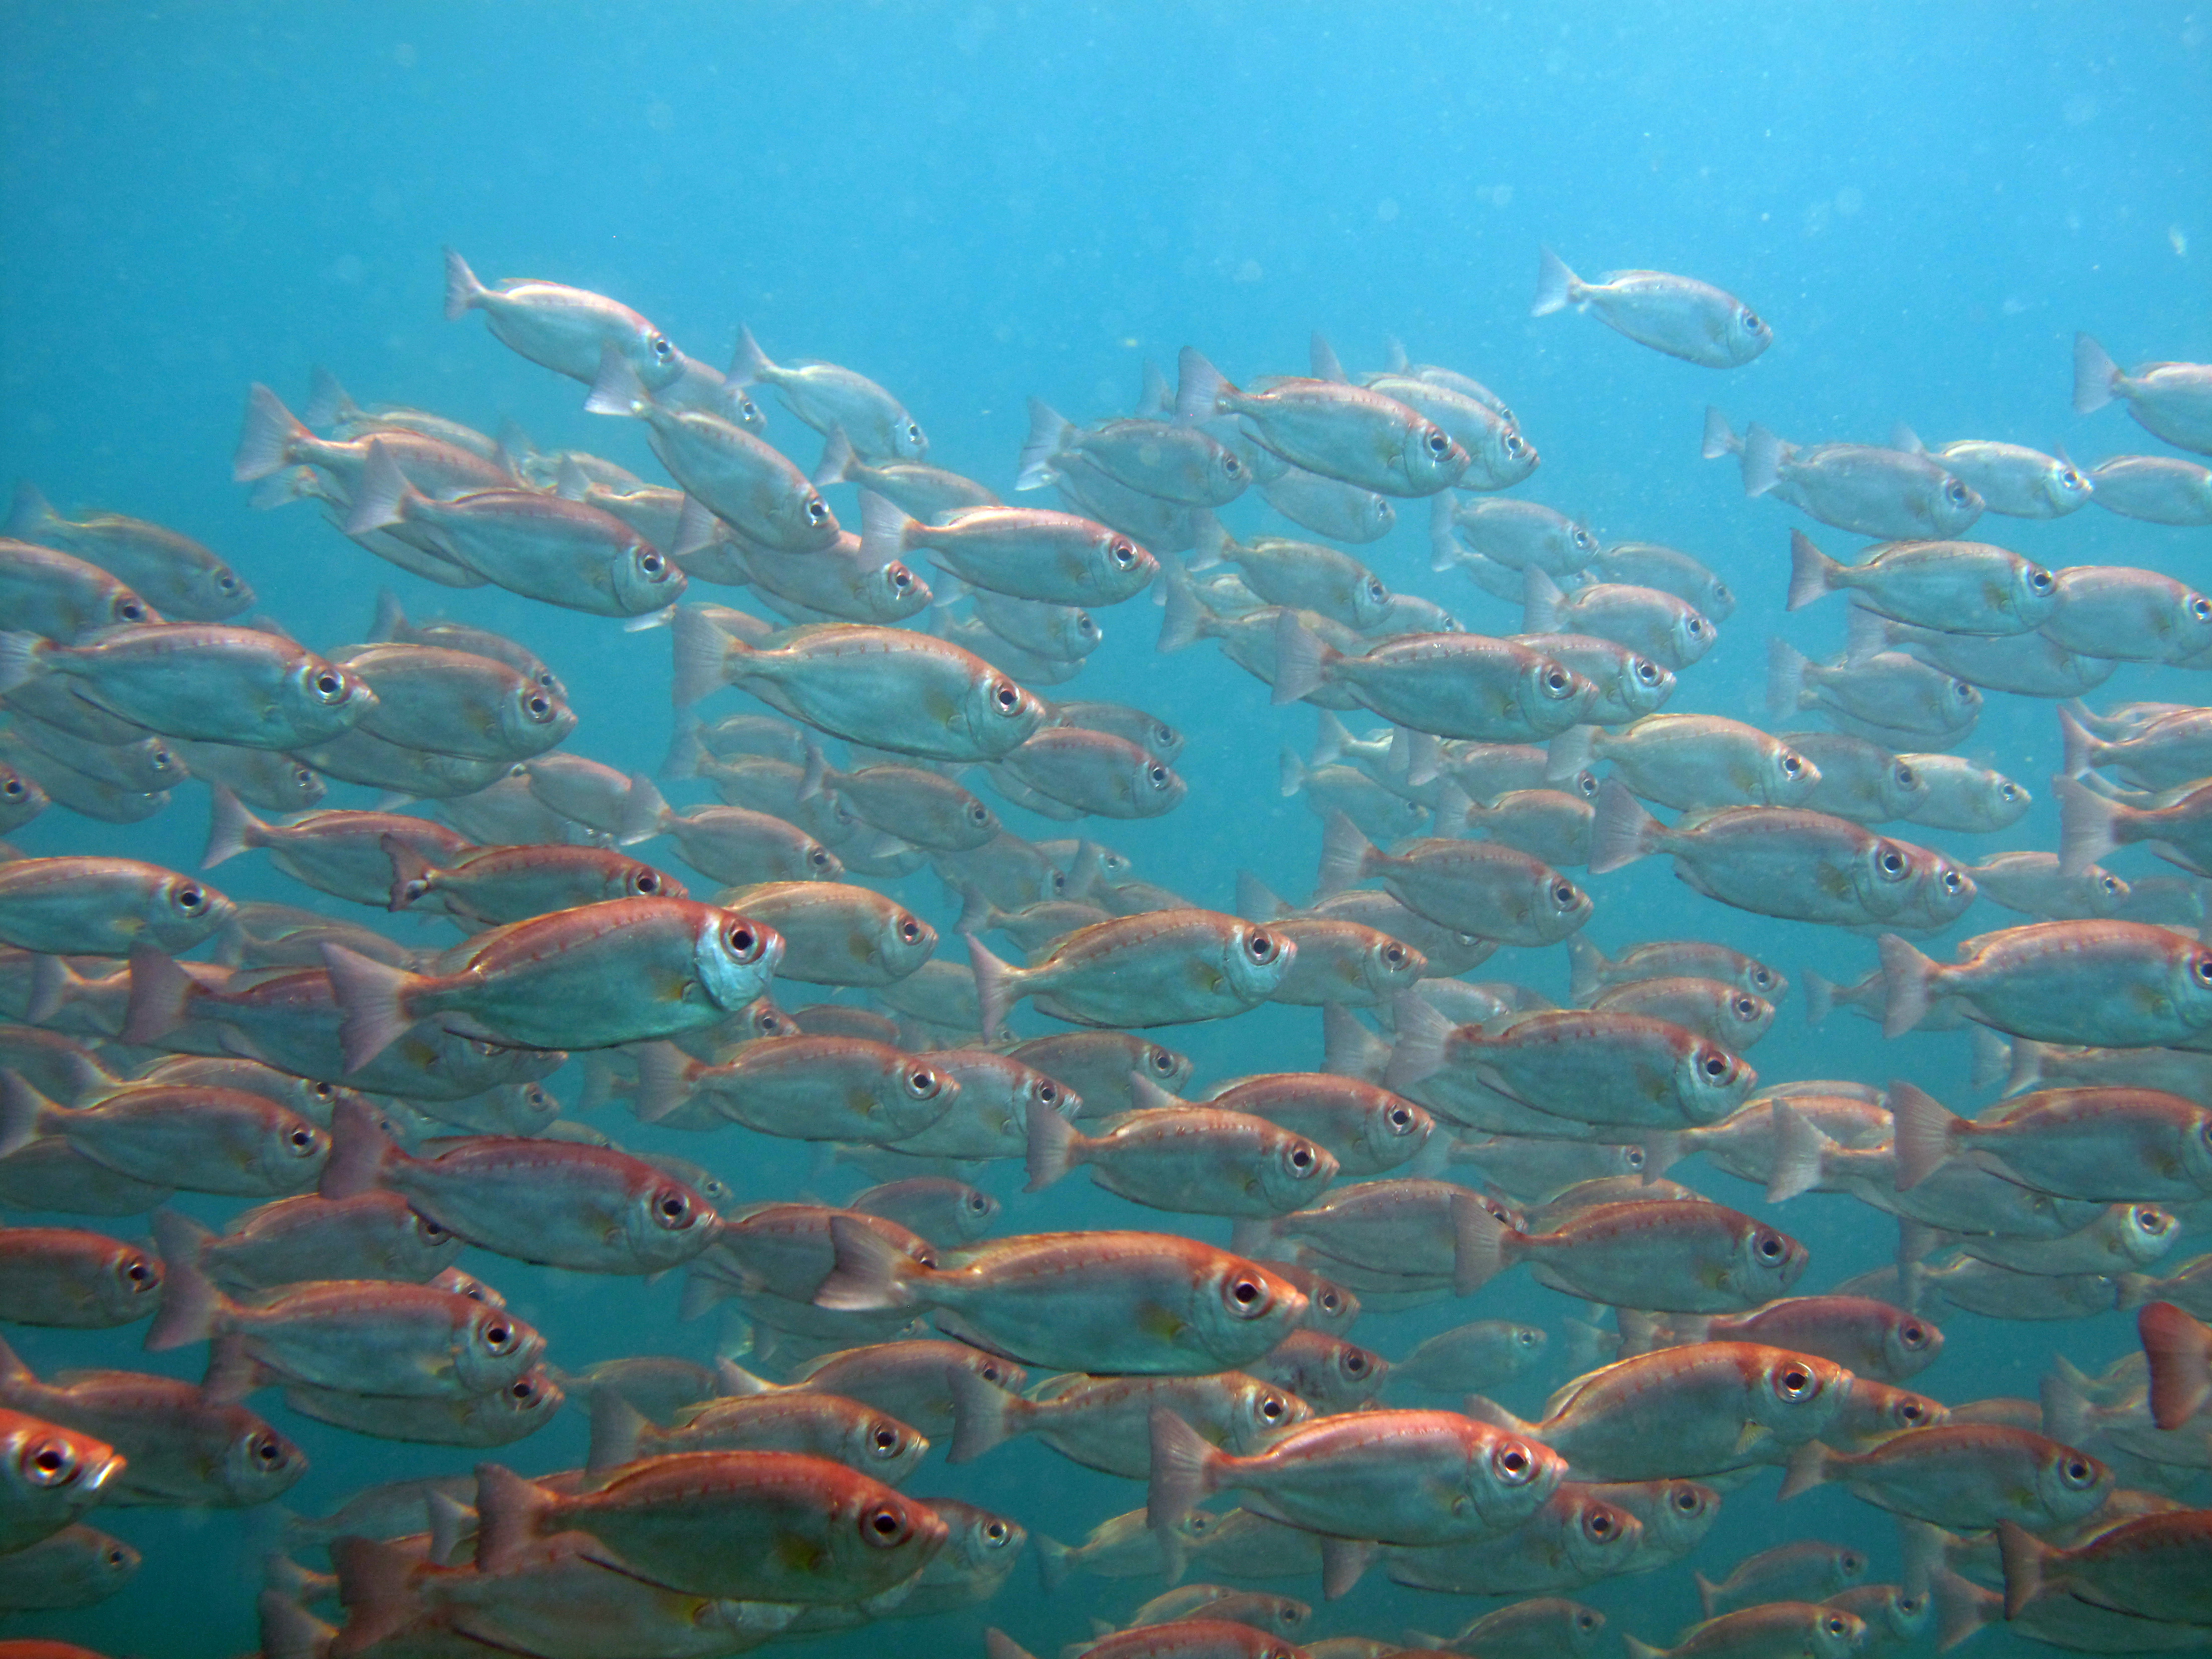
(983, 1519), (1010, 1545)
(1426, 430), (1450, 456)
(1686, 617), (1706, 638)
(899, 916), (922, 943)
(906, 1068), (938, 1097)
(2062, 1458), (2094, 1486)
(23, 1437), (78, 1487)
(966, 1191), (989, 1214)
(655, 1189), (692, 1225)
(1943, 870), (1964, 894)
(872, 1424), (902, 1454)
(174, 884), (206, 912)
(288, 1126), (318, 1153)
(639, 549), (666, 575)
(1223, 454), (1243, 477)
(251, 1432), (286, 1468)
(2000, 784), (2020, 801)
(807, 496), (831, 526)
(1, 779), (19, 799)
(1245, 930), (1277, 963)
(651, 335), (673, 361)
(313, 671), (345, 702)
(1702, 1052), (1730, 1079)
(725, 922), (760, 959)
(905, 422), (922, 446)
(2027, 567), (2054, 594)
(123, 1257), (154, 1286)
(1674, 1488), (1701, 1513)
(2194, 954), (2212, 986)
(1574, 528), (1595, 552)
(1288, 1144), (1315, 1171)
(1946, 480), (1969, 504)
(1108, 538), (1137, 568)
(1382, 944), (1406, 967)
(1587, 1511), (1615, 1539)
(525, 693), (551, 719)
(1341, 1348), (1368, 1375)
(809, 847), (833, 870)
(1780, 752), (1804, 778)
(508, 1375), (540, 1402)
(418, 1217), (451, 1241)
(1552, 881), (1579, 908)
(1777, 1365), (1814, 1400)
(994, 682), (1019, 711)
(1635, 659), (1661, 684)
(1877, 848), (1906, 877)
(1751, 967), (1775, 990)
(117, 598), (146, 623)
(1260, 1394), (1286, 1422)
(863, 1504), (910, 1546)
(482, 1320), (516, 1353)
(1543, 667), (1571, 694)
(1734, 996), (1758, 1019)
(1755, 1231), (1784, 1259)
(1148, 763), (1169, 787)
(1318, 1288), (1343, 1314)
(1741, 310), (1766, 333)
(1900, 1322), (1928, 1348)
(890, 566), (913, 591)
(1035, 1080), (1058, 1107)
(1151, 1049), (1176, 1074)
(1625, 1147), (1645, 1169)
(631, 870), (662, 895)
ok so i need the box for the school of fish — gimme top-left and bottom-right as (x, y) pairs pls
(0, 241), (2206, 1659)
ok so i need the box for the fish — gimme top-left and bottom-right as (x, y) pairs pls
(191, 1190), (461, 1292)
(2085, 454), (2212, 524)
(1695, 1540), (1869, 1619)
(0, 856), (233, 957)
(814, 1223), (1308, 1375)
(0, 1407), (124, 1554)
(2042, 564), (2212, 663)
(319, 1098), (719, 1274)
(1781, 1423), (2110, 1531)
(1532, 250), (1772, 367)
(1408, 1598), (1605, 1659)
(1382, 1483), (1643, 1595)
(1020, 403), (1246, 505)
(1585, 977), (1774, 1049)
(949, 1369), (1311, 1478)
(0, 1523), (139, 1612)
(1878, 922), (2212, 1046)
(1319, 814), (1590, 946)
(867, 497), (1159, 608)
(0, 1225), (161, 1329)
(1195, 524), (1392, 630)
(991, 727), (1187, 820)
(635, 1035), (954, 1142)
(331, 640), (575, 761)
(2074, 335), (2212, 454)
(1786, 530), (2057, 634)
(7, 484), (252, 621)
(812, 426), (999, 520)
(1620, 1604), (1865, 1659)
(0, 1073), (328, 1198)
(321, 895), (782, 1065)
(1456, 1198), (1806, 1312)
(1147, 1405), (1563, 1556)
(0, 623), (375, 751)
(1178, 349), (1469, 497)
(1920, 440), (2094, 518)
(733, 327), (925, 461)
(443, 250), (681, 388)
(1026, 1099), (1339, 1218)
(0, 537), (160, 642)
(1706, 409), (1984, 538)
(968, 909), (1294, 1034)
(1887, 1076), (2212, 1201)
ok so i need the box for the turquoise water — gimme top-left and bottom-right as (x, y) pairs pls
(1, 4), (2208, 1654)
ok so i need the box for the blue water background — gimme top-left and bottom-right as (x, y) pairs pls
(2, 3), (2209, 1653)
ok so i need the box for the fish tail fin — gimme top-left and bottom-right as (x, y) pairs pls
(1802, 969), (1838, 1029)
(1034, 1538), (1076, 1594)
(1186, 510), (1230, 574)
(1401, 728), (1442, 787)
(0, 1070), (48, 1160)
(715, 1357), (774, 1397)
(1842, 603), (1892, 667)
(1316, 808), (1374, 898)
(1741, 422), (1783, 497)
(616, 774), (672, 845)
(2039, 1361), (2088, 1445)
(303, 365), (356, 429)
(813, 1213), (925, 1312)
(1786, 529), (1840, 611)
(424, 1492), (471, 1565)
(671, 495), (725, 561)
(656, 715), (703, 781)
(23, 953), (73, 1027)
(1451, 1191), (1513, 1295)
(1777, 1439), (1829, 1500)
(1887, 1078), (1959, 1191)
(858, 490), (916, 567)
(232, 384), (308, 483)
(1876, 932), (1939, 1038)
(1156, 559), (1205, 654)
(1968, 1026), (2013, 1091)
(987, 1631), (1041, 1659)
(1521, 565), (1563, 634)
(1382, 990), (1454, 1090)
(1233, 869), (1288, 924)
(1694, 1571), (1721, 1620)
(1996, 1521), (2047, 1621)
(2056, 705), (2098, 779)
(1621, 1639), (1665, 1659)
(1932, 1567), (1991, 1653)
(1270, 609), (1329, 706)
(1320, 1537), (1375, 1601)
(2072, 333), (2120, 414)
(471, 1463), (552, 1574)
(1545, 724), (1594, 786)
(1321, 1002), (1392, 1083)
(953, 882), (1001, 939)
(1615, 1308), (1667, 1357)
(947, 1363), (1024, 1463)
(329, 1537), (424, 1654)
(1889, 422), (1926, 455)
(1457, 1393), (1534, 1436)
(368, 586), (407, 644)
(441, 247), (486, 321)
(1700, 405), (1741, 461)
(1765, 637), (1808, 720)
(145, 1209), (228, 1351)
(810, 426), (858, 489)
(1145, 1407), (1222, 1535)
(2054, 774), (2120, 877)
(583, 344), (650, 417)
(1531, 245), (1581, 317)
(321, 944), (423, 1074)
(342, 439), (416, 536)
(383, 833), (438, 914)
(1427, 491), (1464, 572)
(1764, 1098), (1832, 1204)
(730, 324), (774, 387)
(122, 944), (196, 1045)
(198, 785), (266, 872)
(0, 631), (44, 698)
(319, 1095), (400, 1201)
(4, 480), (57, 538)
(2003, 1037), (2046, 1098)
(1173, 347), (1234, 423)
(1310, 709), (1350, 766)
(255, 1590), (332, 1659)
(585, 1387), (648, 1477)
(1642, 1130), (1684, 1179)
(630, 1042), (694, 1126)
(1016, 399), (1072, 491)
(963, 930), (1023, 1041)
(1564, 935), (1609, 1002)
(669, 606), (737, 708)
(1588, 776), (1662, 875)
(2140, 1300), (2212, 1430)
(1023, 1091), (1084, 1191)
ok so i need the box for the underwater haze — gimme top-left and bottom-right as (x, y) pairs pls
(1, 4), (2209, 1657)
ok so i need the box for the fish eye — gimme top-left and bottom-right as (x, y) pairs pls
(123, 1255), (155, 1286)
(1943, 870), (1964, 894)
(173, 883), (206, 912)
(292, 765), (316, 788)
(22, 1437), (79, 1487)
(639, 549), (667, 575)
(1542, 667), (1572, 695)
(1552, 880), (1579, 908)
(1775, 1364), (1815, 1400)
(1586, 1510), (1615, 1539)
(966, 1191), (990, 1213)
(2027, 567), (2054, 594)
(417, 1216), (452, 1241)
(2139, 1207), (2171, 1233)
(481, 1319), (516, 1353)
(906, 1067), (938, 1098)
(862, 1503), (911, 1546)
(1702, 1051), (1731, 1080)
(1426, 431), (1450, 456)
(631, 870), (662, 895)
(1382, 944), (1406, 967)
(652, 1188), (693, 1226)
(1035, 1080), (1058, 1106)
(992, 681), (1020, 712)
(1673, 1487), (1702, 1513)
(805, 496), (829, 526)
(1755, 1230), (1784, 1258)
(1625, 1146), (1645, 1169)
(2061, 1455), (2095, 1485)
(1575, 770), (1598, 798)
(1342, 1349), (1368, 1375)
(1493, 1442), (1535, 1484)
(1898, 1399), (1928, 1426)
(1843, 1550), (1867, 1574)
(1734, 996), (1758, 1019)
(906, 422), (922, 445)
(1573, 528), (1595, 552)
(889, 565), (913, 591)
(1224, 1274), (1269, 1315)
(650, 335), (673, 361)
(1900, 1321), (1928, 1347)
(1505, 433), (1528, 459)
(1945, 480), (1970, 503)
(1245, 929), (1278, 963)
(1258, 1393), (1288, 1423)
(312, 670), (346, 702)
(1367, 578), (1387, 603)
(1223, 454), (1243, 477)
(1686, 617), (1707, 638)
(1109, 537), (1138, 568)
(1876, 847), (1906, 878)
(250, 1431), (286, 1469)
(898, 916), (922, 943)
(1825, 1617), (1847, 1638)
(2194, 954), (2212, 986)
(724, 922), (762, 960)
(287, 1126), (318, 1153)
(1780, 752), (1804, 778)
(525, 693), (552, 719)
(2000, 783), (2020, 801)
(1577, 1613), (1599, 1632)
(1148, 763), (1169, 787)
(1741, 310), (1766, 333)
(1635, 659), (1662, 684)
(1151, 1049), (1177, 1074)
(117, 598), (145, 622)
(871, 1424), (903, 1456)
(809, 847), (833, 870)
(1288, 1143), (1316, 1171)
(507, 1375), (541, 1403)
(983, 1518), (1010, 1545)
(0, 779), (18, 799)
